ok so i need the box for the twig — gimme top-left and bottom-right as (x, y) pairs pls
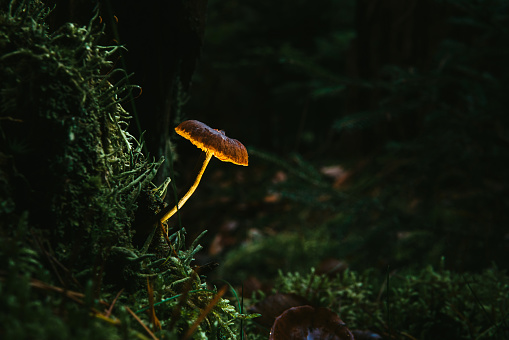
(105, 288), (124, 317)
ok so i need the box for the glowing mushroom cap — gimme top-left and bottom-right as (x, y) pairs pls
(175, 120), (248, 166)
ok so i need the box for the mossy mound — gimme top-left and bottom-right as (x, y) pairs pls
(0, 1), (243, 338)
(0, 0), (152, 269)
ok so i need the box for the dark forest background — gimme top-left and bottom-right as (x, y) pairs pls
(47, 0), (509, 279)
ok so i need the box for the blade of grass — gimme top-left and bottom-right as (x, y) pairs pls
(241, 282), (244, 340)
(217, 279), (241, 312)
(386, 265), (392, 338)
(218, 279), (244, 340)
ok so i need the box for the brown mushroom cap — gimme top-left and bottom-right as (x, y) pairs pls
(269, 305), (354, 340)
(175, 120), (248, 166)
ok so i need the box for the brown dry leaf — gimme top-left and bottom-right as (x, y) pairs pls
(320, 165), (351, 188)
(272, 170), (288, 184)
(264, 192), (281, 203)
(241, 276), (263, 295)
(316, 258), (349, 277)
(209, 220), (239, 255)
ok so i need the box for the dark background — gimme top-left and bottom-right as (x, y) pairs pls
(47, 0), (509, 282)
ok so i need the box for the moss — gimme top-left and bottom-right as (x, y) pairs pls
(219, 229), (340, 282)
(0, 1), (242, 338)
(246, 264), (509, 339)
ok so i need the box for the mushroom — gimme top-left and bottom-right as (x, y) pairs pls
(159, 120), (248, 224)
(269, 305), (354, 340)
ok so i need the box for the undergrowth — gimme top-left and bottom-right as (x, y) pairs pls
(0, 1), (250, 338)
(245, 264), (509, 339)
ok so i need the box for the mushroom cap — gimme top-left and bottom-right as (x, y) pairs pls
(175, 120), (248, 166)
(269, 305), (354, 340)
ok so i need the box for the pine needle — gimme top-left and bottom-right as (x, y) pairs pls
(183, 285), (228, 340)
(125, 306), (158, 340)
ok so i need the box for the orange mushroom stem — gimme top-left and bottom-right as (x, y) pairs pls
(159, 120), (248, 225)
(159, 151), (213, 223)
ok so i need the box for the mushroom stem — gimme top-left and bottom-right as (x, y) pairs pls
(160, 151), (213, 224)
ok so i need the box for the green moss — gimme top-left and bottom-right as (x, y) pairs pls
(219, 229), (340, 282)
(0, 1), (242, 338)
(247, 264), (509, 339)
